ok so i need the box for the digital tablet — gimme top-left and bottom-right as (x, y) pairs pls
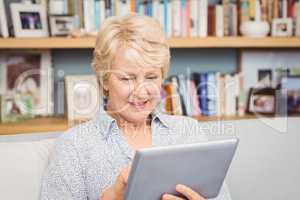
(125, 138), (239, 200)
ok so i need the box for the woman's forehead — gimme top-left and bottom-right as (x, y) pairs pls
(111, 47), (163, 75)
(111, 64), (161, 75)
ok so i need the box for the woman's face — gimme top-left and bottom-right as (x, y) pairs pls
(104, 49), (163, 124)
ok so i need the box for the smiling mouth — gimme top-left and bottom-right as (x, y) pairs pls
(128, 100), (149, 109)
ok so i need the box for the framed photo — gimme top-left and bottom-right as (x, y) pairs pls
(0, 50), (53, 116)
(49, 15), (75, 36)
(0, 93), (34, 123)
(271, 18), (293, 37)
(10, 2), (48, 37)
(281, 76), (300, 114)
(257, 69), (272, 87)
(246, 87), (277, 115)
(65, 75), (100, 122)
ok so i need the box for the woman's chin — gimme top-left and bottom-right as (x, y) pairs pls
(122, 111), (151, 124)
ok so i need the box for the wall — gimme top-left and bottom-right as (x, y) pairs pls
(52, 48), (237, 80)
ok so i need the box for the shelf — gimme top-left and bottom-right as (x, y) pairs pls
(1, 114), (297, 135)
(1, 37), (300, 49)
(0, 117), (69, 135)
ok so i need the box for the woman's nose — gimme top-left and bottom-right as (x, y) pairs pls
(131, 81), (149, 98)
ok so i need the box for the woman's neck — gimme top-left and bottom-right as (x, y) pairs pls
(106, 109), (151, 137)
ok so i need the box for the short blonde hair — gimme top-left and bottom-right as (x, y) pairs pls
(92, 14), (170, 94)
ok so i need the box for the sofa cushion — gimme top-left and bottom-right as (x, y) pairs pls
(0, 138), (56, 200)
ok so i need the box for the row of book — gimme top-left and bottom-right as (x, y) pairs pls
(70, 0), (237, 37)
(1, 0), (299, 38)
(160, 72), (245, 117)
(240, 0), (300, 23)
(60, 0), (300, 37)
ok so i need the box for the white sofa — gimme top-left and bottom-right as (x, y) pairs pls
(0, 117), (299, 200)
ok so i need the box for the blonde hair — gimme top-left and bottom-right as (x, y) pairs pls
(92, 14), (170, 95)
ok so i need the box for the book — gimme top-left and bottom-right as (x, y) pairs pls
(223, 0), (230, 36)
(188, 79), (201, 116)
(198, 0), (208, 37)
(296, 2), (300, 36)
(54, 79), (65, 116)
(171, 0), (181, 37)
(83, 0), (96, 34)
(0, 0), (8, 38)
(190, 0), (199, 37)
(228, 3), (237, 36)
(215, 4), (224, 37)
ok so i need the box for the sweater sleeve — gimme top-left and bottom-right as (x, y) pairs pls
(40, 132), (87, 200)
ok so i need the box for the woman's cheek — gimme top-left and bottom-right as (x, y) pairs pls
(148, 83), (162, 100)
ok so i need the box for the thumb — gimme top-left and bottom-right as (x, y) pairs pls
(122, 165), (132, 184)
(114, 165), (132, 191)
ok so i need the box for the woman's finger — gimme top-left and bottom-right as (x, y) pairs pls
(175, 184), (206, 200)
(162, 193), (185, 200)
(120, 165), (131, 184)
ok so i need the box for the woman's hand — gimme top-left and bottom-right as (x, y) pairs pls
(100, 166), (131, 200)
(162, 184), (207, 200)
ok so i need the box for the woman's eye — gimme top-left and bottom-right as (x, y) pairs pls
(146, 76), (158, 80)
(120, 77), (134, 81)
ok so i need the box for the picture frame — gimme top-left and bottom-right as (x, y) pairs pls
(10, 2), (48, 37)
(49, 15), (75, 36)
(246, 87), (277, 115)
(257, 69), (272, 88)
(271, 18), (293, 37)
(0, 93), (34, 123)
(65, 75), (100, 122)
(0, 50), (53, 116)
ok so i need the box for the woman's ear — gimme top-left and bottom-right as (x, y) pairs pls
(103, 79), (109, 93)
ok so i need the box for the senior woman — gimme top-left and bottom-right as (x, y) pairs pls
(40, 15), (231, 200)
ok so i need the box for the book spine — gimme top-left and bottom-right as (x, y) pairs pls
(240, 0), (250, 23)
(153, 0), (160, 21)
(296, 2), (300, 36)
(181, 0), (187, 37)
(215, 5), (224, 37)
(267, 0), (273, 23)
(223, 0), (230, 36)
(190, 0), (198, 37)
(178, 74), (190, 116)
(105, 0), (112, 17)
(159, 0), (164, 29)
(207, 5), (215, 36)
(163, 0), (169, 37)
(229, 3), (238, 36)
(282, 0), (288, 18)
(200, 73), (209, 116)
(95, 0), (101, 31)
(100, 0), (106, 23)
(261, 0), (268, 21)
(130, 0), (136, 13)
(163, 83), (173, 115)
(186, 0), (191, 37)
(171, 76), (183, 115)
(0, 0), (9, 38)
(172, 0), (181, 37)
(199, 0), (208, 37)
(189, 80), (201, 116)
(273, 0), (279, 18)
(248, 0), (256, 20)
(207, 72), (217, 116)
